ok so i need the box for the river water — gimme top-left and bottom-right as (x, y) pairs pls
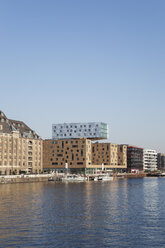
(0, 178), (165, 248)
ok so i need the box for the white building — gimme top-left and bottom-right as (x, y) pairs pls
(143, 149), (157, 171)
(52, 122), (109, 140)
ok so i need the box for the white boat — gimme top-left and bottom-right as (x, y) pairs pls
(96, 175), (113, 181)
(61, 175), (87, 182)
(102, 175), (113, 181)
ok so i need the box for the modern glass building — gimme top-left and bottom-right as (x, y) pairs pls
(157, 153), (165, 171)
(127, 146), (144, 172)
(52, 122), (109, 140)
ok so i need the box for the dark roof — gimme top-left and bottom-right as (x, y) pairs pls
(0, 110), (41, 139)
(127, 146), (144, 150)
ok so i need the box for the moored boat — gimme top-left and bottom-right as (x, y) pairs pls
(102, 175), (113, 181)
(61, 175), (87, 182)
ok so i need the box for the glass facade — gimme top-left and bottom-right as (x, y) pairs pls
(52, 122), (109, 140)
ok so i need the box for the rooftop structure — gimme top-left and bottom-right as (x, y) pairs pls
(52, 122), (109, 140)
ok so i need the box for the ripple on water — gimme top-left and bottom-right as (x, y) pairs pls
(0, 178), (165, 247)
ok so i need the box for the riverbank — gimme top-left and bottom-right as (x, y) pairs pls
(0, 174), (52, 184)
(0, 173), (148, 184)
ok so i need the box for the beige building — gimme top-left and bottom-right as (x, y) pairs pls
(118, 145), (127, 167)
(92, 143), (127, 169)
(43, 139), (127, 173)
(0, 110), (42, 175)
(43, 138), (92, 173)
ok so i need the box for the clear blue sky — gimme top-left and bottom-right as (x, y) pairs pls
(0, 0), (165, 152)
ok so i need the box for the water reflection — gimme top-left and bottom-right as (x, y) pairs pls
(0, 179), (165, 247)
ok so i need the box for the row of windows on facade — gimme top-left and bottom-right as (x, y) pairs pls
(0, 125), (38, 139)
(93, 157), (117, 161)
(54, 124), (99, 129)
(0, 146), (41, 152)
(0, 118), (25, 127)
(51, 149), (84, 154)
(0, 161), (41, 166)
(51, 146), (85, 151)
(49, 146), (90, 152)
(0, 150), (41, 155)
(93, 151), (113, 155)
(94, 144), (118, 147)
(51, 153), (88, 159)
(51, 162), (87, 166)
(50, 157), (86, 162)
(93, 152), (120, 157)
(54, 128), (98, 133)
(54, 133), (97, 137)
(93, 155), (110, 159)
(0, 138), (41, 145)
(99, 163), (120, 166)
(0, 156), (40, 160)
(52, 140), (90, 145)
(92, 147), (123, 152)
(50, 145), (90, 150)
(0, 143), (40, 147)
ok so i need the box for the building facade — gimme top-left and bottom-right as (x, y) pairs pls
(43, 139), (127, 174)
(52, 122), (109, 140)
(0, 110), (43, 175)
(92, 143), (127, 170)
(118, 145), (127, 167)
(143, 149), (157, 171)
(127, 146), (144, 172)
(43, 138), (92, 173)
(157, 153), (165, 171)
(92, 142), (118, 166)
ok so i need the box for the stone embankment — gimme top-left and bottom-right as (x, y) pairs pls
(0, 173), (148, 184)
(122, 173), (147, 178)
(0, 174), (55, 184)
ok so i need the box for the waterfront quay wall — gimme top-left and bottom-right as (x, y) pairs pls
(123, 173), (146, 178)
(0, 173), (147, 184)
(0, 174), (54, 184)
